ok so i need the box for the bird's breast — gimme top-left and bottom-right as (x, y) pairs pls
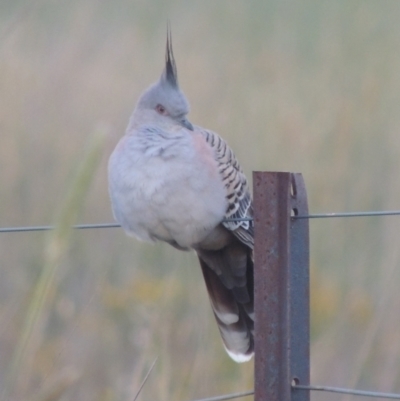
(108, 131), (228, 248)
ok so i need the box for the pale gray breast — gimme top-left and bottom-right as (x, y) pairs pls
(108, 126), (229, 247)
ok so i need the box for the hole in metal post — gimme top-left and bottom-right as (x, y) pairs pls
(291, 377), (300, 387)
(291, 208), (298, 218)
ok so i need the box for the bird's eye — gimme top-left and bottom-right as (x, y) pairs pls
(156, 104), (167, 115)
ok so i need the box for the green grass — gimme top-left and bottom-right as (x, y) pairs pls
(1, 0), (400, 400)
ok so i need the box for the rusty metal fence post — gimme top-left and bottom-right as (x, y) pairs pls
(253, 172), (310, 401)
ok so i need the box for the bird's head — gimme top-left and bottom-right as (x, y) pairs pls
(133, 26), (193, 131)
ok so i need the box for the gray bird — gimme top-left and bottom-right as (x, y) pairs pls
(108, 28), (254, 362)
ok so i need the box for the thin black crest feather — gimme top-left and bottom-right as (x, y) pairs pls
(165, 23), (178, 88)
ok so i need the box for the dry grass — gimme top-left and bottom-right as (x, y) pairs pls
(1, 0), (400, 400)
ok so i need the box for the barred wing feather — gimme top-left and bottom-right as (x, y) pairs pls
(199, 128), (254, 249)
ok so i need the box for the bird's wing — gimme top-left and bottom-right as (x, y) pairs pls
(197, 128), (254, 249)
(194, 127), (254, 362)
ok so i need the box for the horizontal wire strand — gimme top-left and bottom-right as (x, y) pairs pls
(293, 384), (400, 399)
(189, 390), (254, 401)
(0, 223), (120, 233)
(188, 384), (400, 401)
(294, 210), (400, 219)
(1, 210), (400, 233)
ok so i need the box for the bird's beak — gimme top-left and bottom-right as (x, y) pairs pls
(181, 118), (194, 131)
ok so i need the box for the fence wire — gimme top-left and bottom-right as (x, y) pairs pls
(0, 223), (120, 233)
(190, 390), (254, 401)
(295, 210), (400, 219)
(293, 384), (400, 399)
(1, 209), (400, 233)
(189, 385), (400, 401)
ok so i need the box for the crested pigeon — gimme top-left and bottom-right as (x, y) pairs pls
(108, 28), (254, 363)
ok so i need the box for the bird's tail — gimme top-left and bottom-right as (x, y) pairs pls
(197, 246), (254, 362)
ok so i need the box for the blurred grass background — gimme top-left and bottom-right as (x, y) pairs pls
(1, 0), (400, 400)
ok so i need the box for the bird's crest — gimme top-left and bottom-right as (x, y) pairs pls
(163, 23), (178, 88)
